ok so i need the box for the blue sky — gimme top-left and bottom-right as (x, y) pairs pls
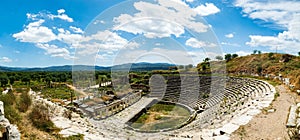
(0, 0), (298, 67)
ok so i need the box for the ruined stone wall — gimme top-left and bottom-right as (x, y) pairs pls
(0, 101), (20, 140)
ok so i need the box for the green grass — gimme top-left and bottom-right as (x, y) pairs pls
(130, 103), (190, 131)
(41, 86), (74, 99)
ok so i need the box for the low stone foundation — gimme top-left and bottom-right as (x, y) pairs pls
(0, 101), (20, 140)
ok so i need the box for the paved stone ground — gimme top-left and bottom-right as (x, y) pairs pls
(231, 85), (296, 140)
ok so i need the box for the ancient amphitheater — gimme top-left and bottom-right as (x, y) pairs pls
(66, 75), (276, 140)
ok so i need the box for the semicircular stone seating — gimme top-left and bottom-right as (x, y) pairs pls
(87, 75), (275, 140)
(148, 76), (274, 130)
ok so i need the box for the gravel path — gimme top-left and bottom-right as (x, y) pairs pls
(231, 85), (297, 140)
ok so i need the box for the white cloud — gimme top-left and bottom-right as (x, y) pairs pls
(57, 9), (65, 14)
(155, 43), (162, 46)
(186, 51), (197, 58)
(49, 9), (73, 22)
(235, 0), (300, 54)
(93, 20), (105, 25)
(13, 10), (84, 60)
(246, 35), (300, 54)
(235, 0), (300, 27)
(14, 51), (20, 54)
(113, 0), (209, 38)
(57, 30), (83, 45)
(74, 30), (139, 55)
(185, 38), (217, 48)
(113, 48), (200, 65)
(221, 42), (240, 47)
(127, 42), (140, 49)
(13, 20), (57, 43)
(69, 26), (84, 34)
(0, 57), (12, 63)
(235, 51), (251, 56)
(225, 33), (234, 38)
(57, 28), (65, 33)
(36, 43), (74, 59)
(194, 3), (221, 16)
(113, 48), (221, 65)
(186, 0), (194, 2)
(26, 13), (38, 20)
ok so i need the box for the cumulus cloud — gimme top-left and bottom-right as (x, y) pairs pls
(13, 10), (84, 60)
(221, 42), (240, 47)
(0, 57), (12, 63)
(26, 13), (38, 20)
(69, 26), (84, 34)
(235, 0), (300, 54)
(113, 0), (214, 38)
(49, 9), (73, 22)
(235, 51), (251, 56)
(57, 9), (65, 14)
(36, 43), (74, 59)
(225, 33), (234, 38)
(14, 9), (137, 60)
(57, 30), (83, 46)
(186, 0), (194, 2)
(185, 38), (217, 48)
(75, 30), (139, 55)
(113, 48), (200, 65)
(194, 3), (221, 16)
(13, 20), (57, 43)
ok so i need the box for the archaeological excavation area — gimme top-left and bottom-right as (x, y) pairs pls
(74, 74), (276, 139)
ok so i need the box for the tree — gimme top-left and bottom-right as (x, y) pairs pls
(45, 76), (51, 88)
(21, 75), (31, 86)
(281, 54), (293, 62)
(0, 75), (9, 87)
(215, 55), (223, 61)
(203, 58), (210, 62)
(268, 52), (274, 60)
(258, 51), (262, 54)
(232, 54), (238, 59)
(253, 50), (258, 54)
(257, 66), (263, 75)
(178, 65), (184, 69)
(168, 66), (178, 71)
(298, 52), (300, 56)
(58, 73), (67, 82)
(224, 54), (232, 62)
(8, 76), (15, 85)
(187, 64), (193, 69)
(201, 64), (207, 71)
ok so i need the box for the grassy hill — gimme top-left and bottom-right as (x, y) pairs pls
(198, 53), (300, 90)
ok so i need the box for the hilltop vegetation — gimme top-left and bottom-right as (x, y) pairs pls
(197, 53), (300, 90)
(227, 53), (300, 89)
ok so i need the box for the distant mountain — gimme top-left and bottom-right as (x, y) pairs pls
(0, 62), (175, 72)
(112, 62), (175, 71)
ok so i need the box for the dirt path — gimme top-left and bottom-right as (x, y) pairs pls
(66, 84), (88, 97)
(231, 85), (297, 140)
